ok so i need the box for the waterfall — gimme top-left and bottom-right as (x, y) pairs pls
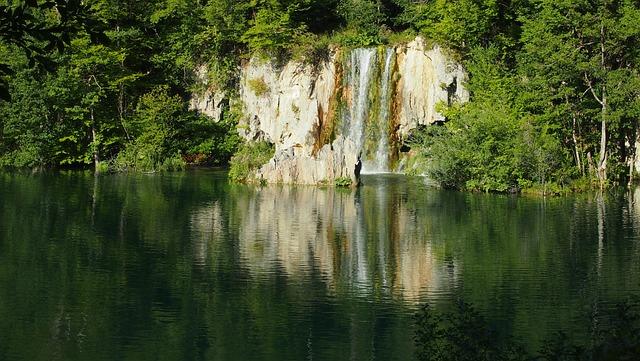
(346, 48), (377, 155)
(364, 48), (394, 173)
(344, 47), (396, 174)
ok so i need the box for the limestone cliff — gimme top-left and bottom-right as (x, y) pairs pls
(191, 37), (468, 185)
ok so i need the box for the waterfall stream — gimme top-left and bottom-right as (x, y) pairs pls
(346, 48), (377, 157)
(346, 48), (396, 174)
(365, 48), (394, 173)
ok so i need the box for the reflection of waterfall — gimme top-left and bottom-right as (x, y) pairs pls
(189, 201), (223, 268)
(352, 190), (369, 289)
(377, 183), (389, 288)
(363, 48), (395, 173)
(214, 180), (456, 303)
(347, 48), (377, 156)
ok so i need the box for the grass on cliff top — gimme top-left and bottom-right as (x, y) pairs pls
(228, 141), (275, 183)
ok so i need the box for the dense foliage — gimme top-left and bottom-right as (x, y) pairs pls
(1, 0), (239, 171)
(1, 0), (639, 190)
(407, 0), (640, 192)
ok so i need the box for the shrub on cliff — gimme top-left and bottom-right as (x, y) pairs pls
(228, 141), (275, 183)
(248, 77), (270, 97)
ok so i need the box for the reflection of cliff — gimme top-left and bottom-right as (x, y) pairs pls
(234, 186), (351, 287)
(191, 181), (459, 302)
(189, 201), (223, 268)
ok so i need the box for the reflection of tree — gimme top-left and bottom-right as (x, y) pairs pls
(415, 301), (527, 361)
(415, 298), (640, 361)
(1, 172), (640, 360)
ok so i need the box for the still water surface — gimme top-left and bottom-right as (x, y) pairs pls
(1, 170), (639, 360)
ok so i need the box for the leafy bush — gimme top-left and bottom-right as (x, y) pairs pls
(396, 0), (500, 53)
(334, 177), (353, 187)
(113, 86), (182, 172)
(337, 0), (384, 36)
(108, 85), (241, 172)
(410, 47), (570, 193)
(289, 33), (332, 65)
(181, 106), (241, 166)
(332, 28), (383, 47)
(240, 6), (305, 57)
(415, 104), (568, 193)
(228, 141), (275, 183)
(95, 161), (110, 173)
(160, 153), (187, 171)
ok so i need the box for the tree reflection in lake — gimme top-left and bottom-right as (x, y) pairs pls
(0, 171), (639, 360)
(415, 297), (640, 361)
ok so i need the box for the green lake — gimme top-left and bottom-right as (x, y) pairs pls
(1, 170), (639, 360)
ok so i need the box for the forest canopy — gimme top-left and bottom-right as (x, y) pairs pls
(1, 0), (639, 191)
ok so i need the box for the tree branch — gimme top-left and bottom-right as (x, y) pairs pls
(584, 73), (604, 106)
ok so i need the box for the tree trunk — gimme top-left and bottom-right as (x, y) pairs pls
(572, 112), (584, 176)
(598, 97), (607, 189)
(91, 107), (100, 170)
(119, 83), (130, 140)
(597, 22), (608, 189)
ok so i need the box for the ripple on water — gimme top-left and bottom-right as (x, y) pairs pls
(1, 171), (639, 359)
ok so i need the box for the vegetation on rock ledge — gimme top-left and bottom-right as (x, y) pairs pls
(228, 141), (274, 183)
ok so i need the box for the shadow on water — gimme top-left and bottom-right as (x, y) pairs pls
(0, 170), (639, 360)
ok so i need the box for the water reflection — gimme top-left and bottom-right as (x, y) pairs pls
(188, 178), (459, 303)
(190, 200), (224, 267)
(1, 171), (639, 361)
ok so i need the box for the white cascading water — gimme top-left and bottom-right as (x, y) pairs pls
(363, 48), (395, 173)
(347, 48), (377, 157)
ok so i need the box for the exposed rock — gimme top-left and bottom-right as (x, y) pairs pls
(189, 65), (226, 122)
(396, 39), (469, 136)
(239, 57), (337, 151)
(190, 37), (469, 185)
(256, 136), (360, 185)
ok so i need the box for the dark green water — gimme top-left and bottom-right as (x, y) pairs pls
(0, 170), (639, 360)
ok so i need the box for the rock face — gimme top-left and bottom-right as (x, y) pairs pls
(189, 65), (227, 122)
(191, 37), (468, 184)
(397, 38), (469, 135)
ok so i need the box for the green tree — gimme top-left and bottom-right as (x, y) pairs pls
(338, 0), (384, 35)
(518, 0), (640, 187)
(395, 0), (515, 52)
(0, 0), (106, 100)
(115, 86), (185, 171)
(240, 0), (309, 57)
(414, 46), (569, 192)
